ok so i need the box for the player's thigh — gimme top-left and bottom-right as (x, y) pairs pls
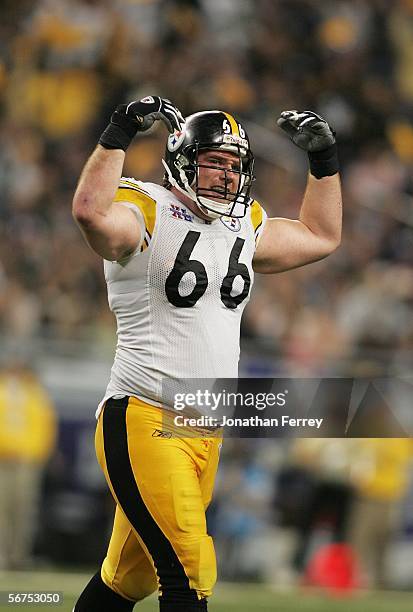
(102, 504), (157, 602)
(96, 398), (208, 533)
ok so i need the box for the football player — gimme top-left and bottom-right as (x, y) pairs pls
(72, 96), (341, 612)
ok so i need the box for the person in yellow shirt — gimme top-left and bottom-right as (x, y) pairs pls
(0, 360), (57, 569)
(348, 438), (413, 589)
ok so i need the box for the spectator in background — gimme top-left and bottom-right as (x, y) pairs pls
(282, 438), (355, 574)
(0, 360), (56, 569)
(348, 438), (413, 589)
(212, 440), (276, 582)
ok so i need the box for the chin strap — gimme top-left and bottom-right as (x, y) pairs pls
(162, 158), (221, 219)
(162, 158), (196, 201)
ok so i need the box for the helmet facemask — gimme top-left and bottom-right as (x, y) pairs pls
(192, 144), (254, 219)
(164, 144), (254, 219)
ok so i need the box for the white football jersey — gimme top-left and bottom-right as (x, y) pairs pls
(98, 178), (266, 414)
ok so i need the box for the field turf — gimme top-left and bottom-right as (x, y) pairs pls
(0, 571), (412, 611)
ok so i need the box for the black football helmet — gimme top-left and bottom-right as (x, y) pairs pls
(162, 110), (255, 219)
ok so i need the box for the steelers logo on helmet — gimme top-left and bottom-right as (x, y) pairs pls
(162, 110), (255, 220)
(167, 124), (187, 152)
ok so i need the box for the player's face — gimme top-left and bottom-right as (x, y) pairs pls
(197, 150), (241, 202)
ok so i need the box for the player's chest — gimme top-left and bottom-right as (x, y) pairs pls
(151, 206), (255, 308)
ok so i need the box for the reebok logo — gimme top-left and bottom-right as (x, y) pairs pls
(152, 429), (173, 439)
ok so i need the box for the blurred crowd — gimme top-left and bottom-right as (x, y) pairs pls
(2, 0), (413, 592)
(0, 360), (56, 570)
(1, 0), (413, 373)
(212, 437), (413, 590)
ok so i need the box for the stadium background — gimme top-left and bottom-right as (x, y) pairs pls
(1, 0), (413, 609)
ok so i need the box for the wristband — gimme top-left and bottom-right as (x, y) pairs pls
(308, 143), (339, 179)
(98, 107), (139, 151)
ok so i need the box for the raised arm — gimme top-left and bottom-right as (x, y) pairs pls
(253, 111), (342, 274)
(72, 96), (185, 261)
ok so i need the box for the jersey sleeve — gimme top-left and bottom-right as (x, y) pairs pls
(113, 178), (157, 252)
(249, 200), (267, 247)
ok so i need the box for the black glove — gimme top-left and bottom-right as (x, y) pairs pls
(99, 96), (185, 151)
(277, 110), (339, 179)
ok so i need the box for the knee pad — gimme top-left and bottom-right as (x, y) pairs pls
(110, 570), (157, 603)
(177, 534), (216, 599)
